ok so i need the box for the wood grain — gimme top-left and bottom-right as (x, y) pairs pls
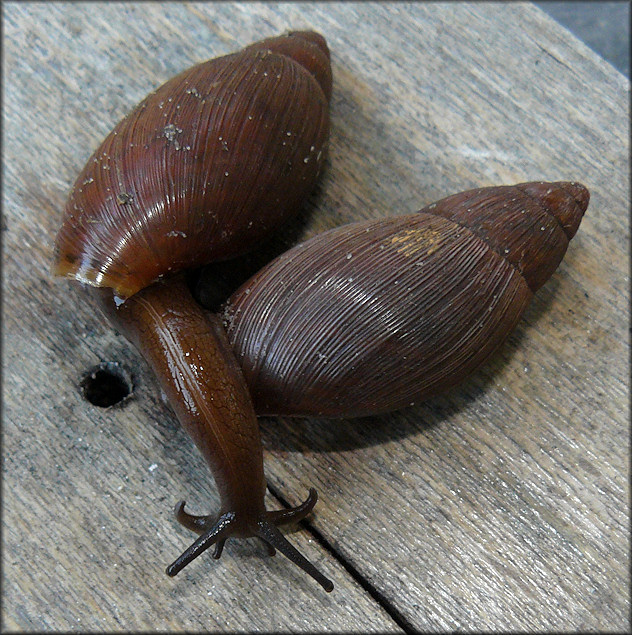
(2, 1), (629, 631)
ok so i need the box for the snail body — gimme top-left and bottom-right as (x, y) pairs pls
(101, 276), (331, 589)
(54, 32), (334, 591)
(223, 181), (588, 417)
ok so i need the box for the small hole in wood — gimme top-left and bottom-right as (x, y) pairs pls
(81, 362), (133, 408)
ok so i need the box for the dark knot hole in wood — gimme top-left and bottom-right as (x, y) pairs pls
(80, 362), (133, 408)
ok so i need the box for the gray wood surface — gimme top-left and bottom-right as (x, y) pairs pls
(2, 1), (629, 632)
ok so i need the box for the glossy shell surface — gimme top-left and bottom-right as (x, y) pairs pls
(223, 182), (588, 417)
(54, 32), (331, 299)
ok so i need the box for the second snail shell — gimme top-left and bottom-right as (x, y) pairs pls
(222, 182), (588, 417)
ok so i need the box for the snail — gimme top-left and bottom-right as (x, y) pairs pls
(53, 31), (334, 591)
(220, 181), (589, 417)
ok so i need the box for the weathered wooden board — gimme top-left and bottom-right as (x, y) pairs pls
(2, 1), (629, 632)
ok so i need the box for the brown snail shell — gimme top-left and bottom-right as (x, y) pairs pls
(222, 181), (589, 418)
(54, 31), (331, 300)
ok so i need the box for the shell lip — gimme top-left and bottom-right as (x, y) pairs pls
(52, 255), (141, 302)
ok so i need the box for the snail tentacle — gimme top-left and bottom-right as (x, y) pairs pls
(166, 512), (236, 577)
(256, 517), (333, 592)
(266, 487), (319, 526)
(174, 500), (211, 533)
(174, 501), (230, 558)
(169, 492), (332, 590)
(259, 538), (277, 556)
(212, 538), (227, 560)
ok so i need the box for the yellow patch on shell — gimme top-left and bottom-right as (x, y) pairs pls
(389, 226), (443, 258)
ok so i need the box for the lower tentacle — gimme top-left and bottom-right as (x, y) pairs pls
(256, 518), (333, 592)
(174, 500), (212, 533)
(267, 488), (318, 526)
(166, 512), (235, 577)
(259, 537), (276, 556)
(212, 538), (227, 560)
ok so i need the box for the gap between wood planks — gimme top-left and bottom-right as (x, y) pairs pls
(267, 482), (416, 633)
